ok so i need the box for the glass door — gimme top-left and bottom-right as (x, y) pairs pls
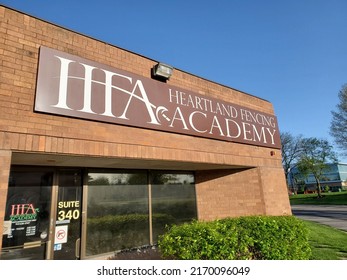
(1, 168), (53, 260)
(52, 169), (82, 260)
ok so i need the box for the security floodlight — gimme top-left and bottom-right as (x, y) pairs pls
(152, 62), (173, 81)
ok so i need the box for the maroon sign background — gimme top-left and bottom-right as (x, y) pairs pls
(35, 46), (281, 149)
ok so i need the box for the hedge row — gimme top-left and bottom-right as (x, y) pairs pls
(158, 216), (312, 260)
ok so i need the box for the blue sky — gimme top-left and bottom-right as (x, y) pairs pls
(2, 0), (347, 157)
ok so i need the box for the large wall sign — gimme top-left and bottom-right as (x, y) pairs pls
(35, 46), (281, 149)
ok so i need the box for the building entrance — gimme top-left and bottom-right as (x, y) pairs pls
(53, 169), (83, 259)
(1, 167), (197, 260)
(1, 168), (52, 259)
(0, 167), (83, 260)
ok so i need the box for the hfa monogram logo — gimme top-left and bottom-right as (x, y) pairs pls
(10, 204), (39, 221)
(53, 56), (169, 125)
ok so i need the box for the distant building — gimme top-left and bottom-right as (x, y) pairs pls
(288, 163), (347, 193)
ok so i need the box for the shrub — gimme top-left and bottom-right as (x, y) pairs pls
(158, 215), (311, 260)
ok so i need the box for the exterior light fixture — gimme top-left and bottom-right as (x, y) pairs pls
(152, 62), (173, 81)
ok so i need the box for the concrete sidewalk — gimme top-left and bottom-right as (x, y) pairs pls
(291, 205), (347, 232)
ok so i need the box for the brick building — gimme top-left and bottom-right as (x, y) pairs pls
(0, 5), (291, 259)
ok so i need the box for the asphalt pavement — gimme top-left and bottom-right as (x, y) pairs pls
(291, 205), (347, 232)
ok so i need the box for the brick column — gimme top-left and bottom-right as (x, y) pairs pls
(257, 166), (292, 216)
(195, 168), (267, 221)
(0, 150), (12, 252)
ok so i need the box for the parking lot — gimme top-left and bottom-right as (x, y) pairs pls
(291, 205), (347, 231)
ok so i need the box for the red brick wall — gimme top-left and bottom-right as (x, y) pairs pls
(196, 169), (264, 220)
(0, 5), (291, 249)
(196, 167), (291, 221)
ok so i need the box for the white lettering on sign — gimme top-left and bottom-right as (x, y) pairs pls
(35, 46), (281, 149)
(53, 56), (160, 125)
(168, 89), (239, 118)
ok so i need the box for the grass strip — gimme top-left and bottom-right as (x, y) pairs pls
(290, 192), (347, 205)
(303, 220), (347, 260)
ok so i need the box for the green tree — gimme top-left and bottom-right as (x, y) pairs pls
(330, 84), (347, 155)
(280, 132), (304, 192)
(297, 138), (337, 198)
